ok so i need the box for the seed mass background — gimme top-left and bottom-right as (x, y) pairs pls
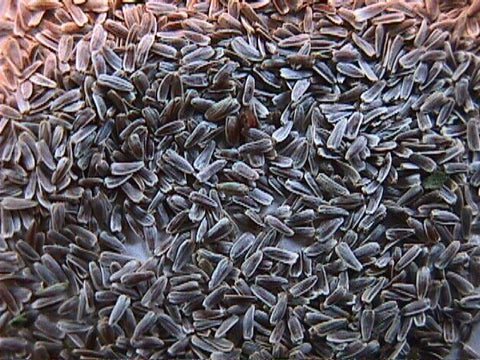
(1, 0), (480, 359)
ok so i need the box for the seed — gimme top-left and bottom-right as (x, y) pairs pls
(97, 74), (134, 91)
(394, 245), (422, 271)
(215, 315), (239, 338)
(108, 295), (130, 326)
(289, 276), (317, 298)
(110, 161), (144, 176)
(435, 241), (461, 270)
(243, 305), (255, 340)
(401, 299), (431, 316)
(209, 258), (233, 290)
(0, 2), (479, 359)
(197, 160), (227, 183)
(311, 318), (348, 336)
(263, 247), (298, 265)
(241, 250), (263, 278)
(335, 242), (363, 272)
(327, 118), (347, 150)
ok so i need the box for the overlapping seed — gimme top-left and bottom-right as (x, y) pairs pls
(1, 0), (480, 359)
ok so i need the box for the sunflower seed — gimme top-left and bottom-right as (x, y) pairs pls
(97, 74), (134, 92)
(336, 242), (363, 272)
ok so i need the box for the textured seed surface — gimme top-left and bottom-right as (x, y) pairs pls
(0, 1), (479, 360)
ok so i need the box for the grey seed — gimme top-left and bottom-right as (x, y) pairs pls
(97, 74), (134, 91)
(75, 40), (90, 72)
(231, 37), (263, 62)
(108, 294), (130, 326)
(313, 62), (336, 84)
(354, 3), (386, 21)
(232, 161), (259, 181)
(328, 330), (361, 343)
(111, 161), (143, 176)
(446, 272), (474, 296)
(243, 75), (256, 105)
(399, 48), (422, 69)
(239, 139), (273, 154)
(416, 266), (431, 299)
(181, 73), (209, 87)
(352, 33), (375, 57)
(249, 188), (274, 206)
(272, 121), (293, 143)
(205, 218), (233, 242)
(185, 122), (210, 149)
(317, 218), (344, 240)
(49, 89), (81, 111)
(311, 318), (348, 336)
(243, 305), (255, 340)
(314, 264), (330, 296)
(230, 233), (256, 261)
(362, 277), (387, 304)
(256, 275), (289, 288)
(263, 247), (298, 265)
(31, 294), (65, 310)
(265, 215), (294, 236)
(30, 73), (57, 88)
(194, 140), (216, 170)
(172, 239), (195, 273)
(0, 283), (19, 314)
(410, 153), (437, 172)
(251, 284), (276, 307)
(288, 312), (304, 344)
(269, 319), (286, 344)
(384, 314), (401, 344)
(361, 309), (374, 341)
(358, 59), (378, 81)
(335, 242), (363, 272)
(197, 160), (227, 183)
(205, 97), (240, 122)
(0, 197), (37, 210)
(157, 313), (186, 339)
(361, 80), (386, 103)
(394, 245), (422, 271)
(291, 79), (310, 103)
(459, 294), (480, 309)
(164, 149), (194, 174)
(280, 68), (312, 80)
(467, 119), (480, 151)
(0, 2), (479, 357)
(132, 311), (157, 339)
(241, 250), (263, 278)
(420, 91), (446, 113)
(317, 205), (349, 218)
(337, 62), (365, 78)
(401, 298), (430, 316)
(289, 276), (317, 298)
(434, 240), (460, 270)
(189, 191), (217, 209)
(0, 337), (28, 352)
(209, 258), (233, 290)
(397, 316), (413, 342)
(155, 120), (186, 136)
(342, 340), (368, 359)
(203, 285), (230, 309)
(354, 242), (380, 258)
(279, 34), (311, 48)
(215, 315), (239, 338)
(327, 118), (347, 150)
(316, 173), (350, 196)
(270, 292), (288, 325)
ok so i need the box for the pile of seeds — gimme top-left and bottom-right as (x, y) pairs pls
(1, 0), (480, 359)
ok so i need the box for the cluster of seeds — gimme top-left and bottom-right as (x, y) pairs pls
(1, 0), (480, 359)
